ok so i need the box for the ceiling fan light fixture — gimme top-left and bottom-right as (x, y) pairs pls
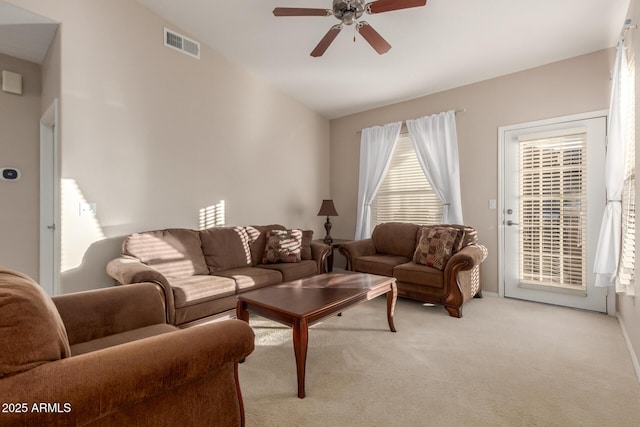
(333, 0), (366, 24)
(273, 0), (428, 57)
(342, 11), (356, 25)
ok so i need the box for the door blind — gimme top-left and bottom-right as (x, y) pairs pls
(519, 133), (587, 289)
(373, 134), (443, 225)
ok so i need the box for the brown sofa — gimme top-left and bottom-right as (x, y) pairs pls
(107, 225), (331, 327)
(0, 268), (254, 427)
(339, 222), (487, 318)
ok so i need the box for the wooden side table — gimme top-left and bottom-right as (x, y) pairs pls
(313, 238), (352, 272)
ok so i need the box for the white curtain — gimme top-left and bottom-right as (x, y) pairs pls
(354, 121), (402, 239)
(406, 111), (464, 224)
(594, 39), (631, 287)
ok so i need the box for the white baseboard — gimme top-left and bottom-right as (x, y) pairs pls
(616, 312), (640, 384)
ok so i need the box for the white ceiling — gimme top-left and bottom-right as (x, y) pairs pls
(0, 1), (629, 117)
(136, 0), (629, 119)
(0, 1), (57, 64)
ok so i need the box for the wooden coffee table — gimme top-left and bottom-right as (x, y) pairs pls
(236, 272), (397, 399)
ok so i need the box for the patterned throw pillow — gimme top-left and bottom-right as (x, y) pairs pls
(262, 229), (303, 264)
(413, 226), (463, 270)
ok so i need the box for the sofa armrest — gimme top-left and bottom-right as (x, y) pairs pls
(106, 257), (169, 286)
(338, 239), (376, 270)
(445, 244), (486, 274)
(106, 257), (176, 325)
(443, 244), (488, 315)
(52, 283), (167, 346)
(310, 242), (331, 273)
(0, 319), (255, 427)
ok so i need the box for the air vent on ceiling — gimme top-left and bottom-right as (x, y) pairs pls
(164, 27), (200, 59)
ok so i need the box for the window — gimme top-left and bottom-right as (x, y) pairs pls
(372, 134), (443, 225)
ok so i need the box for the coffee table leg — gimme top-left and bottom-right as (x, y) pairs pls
(292, 318), (309, 398)
(386, 283), (397, 332)
(236, 300), (250, 323)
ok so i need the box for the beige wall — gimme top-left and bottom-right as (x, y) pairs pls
(40, 27), (60, 114)
(617, 0), (640, 375)
(7, 0), (330, 293)
(0, 53), (42, 279)
(330, 49), (612, 293)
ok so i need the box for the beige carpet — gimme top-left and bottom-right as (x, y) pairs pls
(238, 295), (640, 426)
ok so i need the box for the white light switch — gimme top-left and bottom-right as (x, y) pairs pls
(489, 199), (497, 210)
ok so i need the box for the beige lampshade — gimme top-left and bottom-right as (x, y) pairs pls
(317, 199), (338, 217)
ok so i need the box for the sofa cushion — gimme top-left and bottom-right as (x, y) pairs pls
(201, 227), (254, 273)
(301, 230), (314, 260)
(354, 255), (411, 277)
(372, 222), (420, 257)
(413, 226), (463, 270)
(122, 229), (208, 278)
(248, 225), (287, 266)
(460, 226), (478, 247)
(257, 260), (317, 282)
(435, 224), (478, 247)
(250, 226), (312, 261)
(214, 267), (283, 293)
(393, 262), (444, 289)
(0, 269), (71, 378)
(253, 227), (312, 261)
(170, 275), (237, 309)
(262, 229), (303, 264)
(174, 294), (240, 326)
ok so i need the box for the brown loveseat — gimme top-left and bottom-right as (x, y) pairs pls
(339, 222), (487, 318)
(0, 269), (254, 427)
(107, 225), (330, 327)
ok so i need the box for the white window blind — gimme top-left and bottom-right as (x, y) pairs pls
(619, 175), (635, 287)
(519, 132), (587, 289)
(373, 134), (443, 225)
(617, 48), (635, 292)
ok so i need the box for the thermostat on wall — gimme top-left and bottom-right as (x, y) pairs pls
(1, 168), (21, 181)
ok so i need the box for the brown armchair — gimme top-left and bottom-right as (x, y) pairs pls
(0, 269), (254, 426)
(339, 222), (487, 318)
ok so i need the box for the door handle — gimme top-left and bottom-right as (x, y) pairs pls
(506, 220), (519, 226)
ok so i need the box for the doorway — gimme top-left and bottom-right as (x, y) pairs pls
(39, 99), (59, 296)
(499, 111), (608, 312)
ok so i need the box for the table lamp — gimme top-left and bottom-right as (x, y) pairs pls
(317, 199), (338, 244)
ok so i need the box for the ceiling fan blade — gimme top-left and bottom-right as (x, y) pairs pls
(273, 7), (331, 17)
(311, 25), (342, 57)
(367, 0), (427, 14)
(357, 22), (391, 54)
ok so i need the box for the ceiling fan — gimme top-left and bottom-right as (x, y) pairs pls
(273, 0), (427, 57)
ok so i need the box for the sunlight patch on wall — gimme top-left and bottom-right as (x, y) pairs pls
(61, 178), (105, 272)
(199, 200), (225, 229)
